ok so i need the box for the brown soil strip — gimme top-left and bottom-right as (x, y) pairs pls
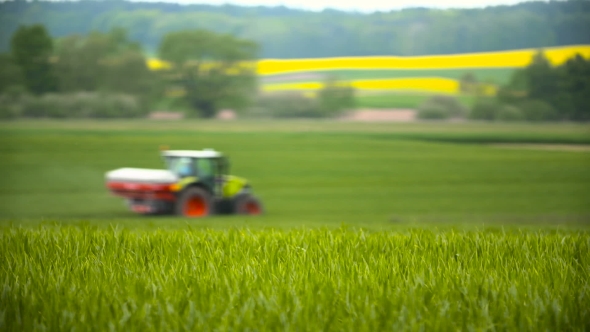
(339, 109), (417, 122)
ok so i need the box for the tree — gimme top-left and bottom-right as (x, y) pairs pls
(317, 76), (355, 117)
(158, 30), (258, 118)
(525, 50), (559, 103)
(496, 51), (590, 122)
(54, 28), (154, 107)
(459, 72), (478, 94)
(0, 53), (24, 93)
(560, 54), (590, 121)
(10, 25), (56, 94)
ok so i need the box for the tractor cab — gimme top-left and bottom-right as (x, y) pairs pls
(161, 149), (229, 197)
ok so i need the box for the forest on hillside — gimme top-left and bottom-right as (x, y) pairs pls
(1, 0), (590, 58)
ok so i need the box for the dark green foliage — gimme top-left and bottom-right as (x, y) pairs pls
(255, 94), (320, 118)
(3, 92), (142, 119)
(418, 95), (468, 120)
(560, 54), (590, 121)
(459, 72), (478, 94)
(158, 30), (258, 118)
(496, 104), (525, 122)
(3, 27), (157, 114)
(470, 98), (500, 121)
(54, 29), (153, 99)
(10, 25), (56, 95)
(0, 53), (24, 93)
(525, 51), (559, 101)
(417, 104), (450, 120)
(1, 1), (590, 57)
(498, 51), (590, 121)
(518, 99), (559, 122)
(0, 93), (23, 119)
(317, 76), (355, 117)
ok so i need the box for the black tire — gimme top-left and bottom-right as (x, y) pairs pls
(234, 193), (264, 215)
(175, 187), (213, 218)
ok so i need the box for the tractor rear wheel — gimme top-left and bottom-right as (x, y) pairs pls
(234, 194), (264, 215)
(176, 187), (213, 218)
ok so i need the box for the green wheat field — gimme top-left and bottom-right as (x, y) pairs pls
(1, 120), (589, 330)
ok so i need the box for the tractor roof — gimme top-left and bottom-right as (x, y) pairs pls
(161, 149), (223, 158)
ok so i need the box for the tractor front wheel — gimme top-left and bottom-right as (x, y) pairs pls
(234, 194), (264, 215)
(176, 187), (213, 218)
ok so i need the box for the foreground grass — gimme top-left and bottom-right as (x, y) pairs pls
(1, 226), (588, 331)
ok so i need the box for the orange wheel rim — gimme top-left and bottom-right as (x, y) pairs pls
(245, 202), (261, 215)
(185, 196), (207, 216)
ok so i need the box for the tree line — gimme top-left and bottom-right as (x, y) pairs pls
(469, 51), (590, 122)
(0, 24), (354, 120)
(0, 25), (156, 119)
(1, 0), (589, 58)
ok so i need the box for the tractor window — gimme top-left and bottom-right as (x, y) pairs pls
(196, 158), (214, 178)
(166, 157), (195, 177)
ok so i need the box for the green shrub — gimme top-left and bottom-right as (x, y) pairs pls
(318, 78), (355, 117)
(0, 95), (22, 120)
(417, 103), (450, 120)
(255, 93), (321, 118)
(2, 92), (142, 119)
(496, 105), (525, 122)
(470, 98), (500, 121)
(518, 100), (559, 122)
(40, 94), (68, 118)
(417, 95), (468, 120)
(20, 94), (46, 117)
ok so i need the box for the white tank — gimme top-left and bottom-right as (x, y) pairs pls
(105, 168), (179, 184)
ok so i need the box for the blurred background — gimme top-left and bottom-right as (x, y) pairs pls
(1, 0), (589, 121)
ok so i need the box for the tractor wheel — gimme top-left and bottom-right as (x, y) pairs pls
(234, 194), (264, 215)
(176, 187), (213, 218)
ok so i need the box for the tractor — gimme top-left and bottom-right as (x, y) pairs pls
(105, 148), (263, 217)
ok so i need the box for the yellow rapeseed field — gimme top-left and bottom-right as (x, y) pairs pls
(256, 45), (590, 75)
(148, 45), (590, 74)
(152, 45), (589, 95)
(261, 78), (460, 94)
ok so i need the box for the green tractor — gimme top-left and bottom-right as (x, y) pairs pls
(106, 149), (263, 217)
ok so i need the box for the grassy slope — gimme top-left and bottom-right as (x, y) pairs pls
(1, 120), (589, 229)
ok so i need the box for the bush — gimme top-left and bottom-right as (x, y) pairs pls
(0, 95), (22, 120)
(417, 103), (450, 120)
(0, 92), (142, 119)
(317, 79), (355, 117)
(255, 93), (321, 118)
(470, 98), (500, 121)
(518, 100), (559, 122)
(40, 94), (68, 118)
(496, 105), (525, 122)
(417, 95), (468, 120)
(20, 94), (46, 118)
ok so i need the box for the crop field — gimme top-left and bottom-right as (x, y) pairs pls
(151, 45), (590, 97)
(1, 120), (590, 330)
(260, 68), (517, 85)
